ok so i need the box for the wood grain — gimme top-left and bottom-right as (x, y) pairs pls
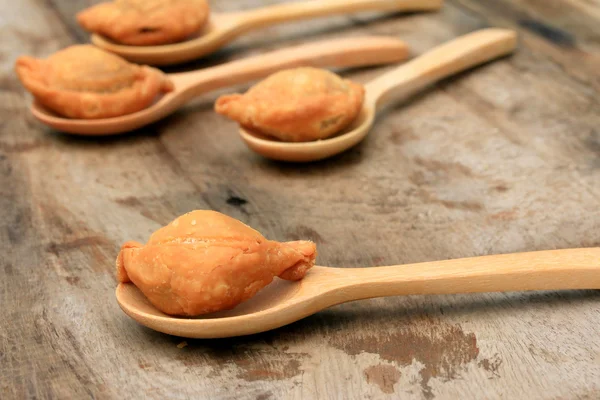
(1, 0), (600, 399)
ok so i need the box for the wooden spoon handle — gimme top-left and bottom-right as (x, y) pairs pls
(365, 28), (517, 108)
(326, 248), (600, 301)
(235, 0), (443, 28)
(170, 36), (409, 102)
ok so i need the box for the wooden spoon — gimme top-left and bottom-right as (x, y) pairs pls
(30, 37), (408, 135)
(239, 28), (518, 162)
(116, 247), (600, 338)
(91, 0), (443, 65)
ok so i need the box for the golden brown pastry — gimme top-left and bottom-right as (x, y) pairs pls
(77, 0), (210, 46)
(215, 67), (365, 142)
(117, 210), (317, 316)
(15, 45), (173, 119)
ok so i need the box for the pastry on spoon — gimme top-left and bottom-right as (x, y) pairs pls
(117, 210), (317, 316)
(77, 0), (210, 46)
(215, 67), (364, 142)
(15, 45), (173, 119)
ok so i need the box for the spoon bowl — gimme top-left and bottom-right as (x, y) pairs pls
(91, 0), (443, 65)
(239, 28), (518, 162)
(239, 106), (375, 162)
(91, 13), (242, 66)
(29, 37), (408, 135)
(116, 248), (600, 338)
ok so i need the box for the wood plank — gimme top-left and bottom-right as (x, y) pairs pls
(449, 0), (600, 93)
(1, 0), (600, 399)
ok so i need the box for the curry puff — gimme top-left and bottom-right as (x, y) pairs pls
(117, 210), (317, 316)
(215, 67), (365, 142)
(77, 0), (210, 46)
(15, 45), (173, 119)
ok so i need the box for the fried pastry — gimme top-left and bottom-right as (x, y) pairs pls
(15, 45), (173, 119)
(215, 67), (365, 142)
(117, 210), (317, 316)
(77, 0), (210, 46)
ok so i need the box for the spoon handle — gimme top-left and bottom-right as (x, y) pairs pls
(234, 0), (442, 28)
(365, 28), (517, 108)
(170, 36), (408, 102)
(322, 248), (600, 302)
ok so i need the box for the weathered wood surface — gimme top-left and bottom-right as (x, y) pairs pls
(1, 0), (600, 399)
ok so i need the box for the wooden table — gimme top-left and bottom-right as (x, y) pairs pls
(2, 0), (600, 399)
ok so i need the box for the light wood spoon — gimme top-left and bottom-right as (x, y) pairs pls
(30, 37), (409, 135)
(239, 28), (518, 162)
(91, 0), (443, 65)
(116, 248), (600, 338)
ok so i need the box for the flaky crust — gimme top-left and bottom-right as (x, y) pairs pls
(15, 45), (173, 119)
(116, 211), (317, 316)
(215, 67), (365, 142)
(77, 0), (210, 46)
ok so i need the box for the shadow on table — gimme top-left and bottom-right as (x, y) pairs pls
(137, 289), (600, 351)
(160, 11), (426, 74)
(46, 112), (183, 148)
